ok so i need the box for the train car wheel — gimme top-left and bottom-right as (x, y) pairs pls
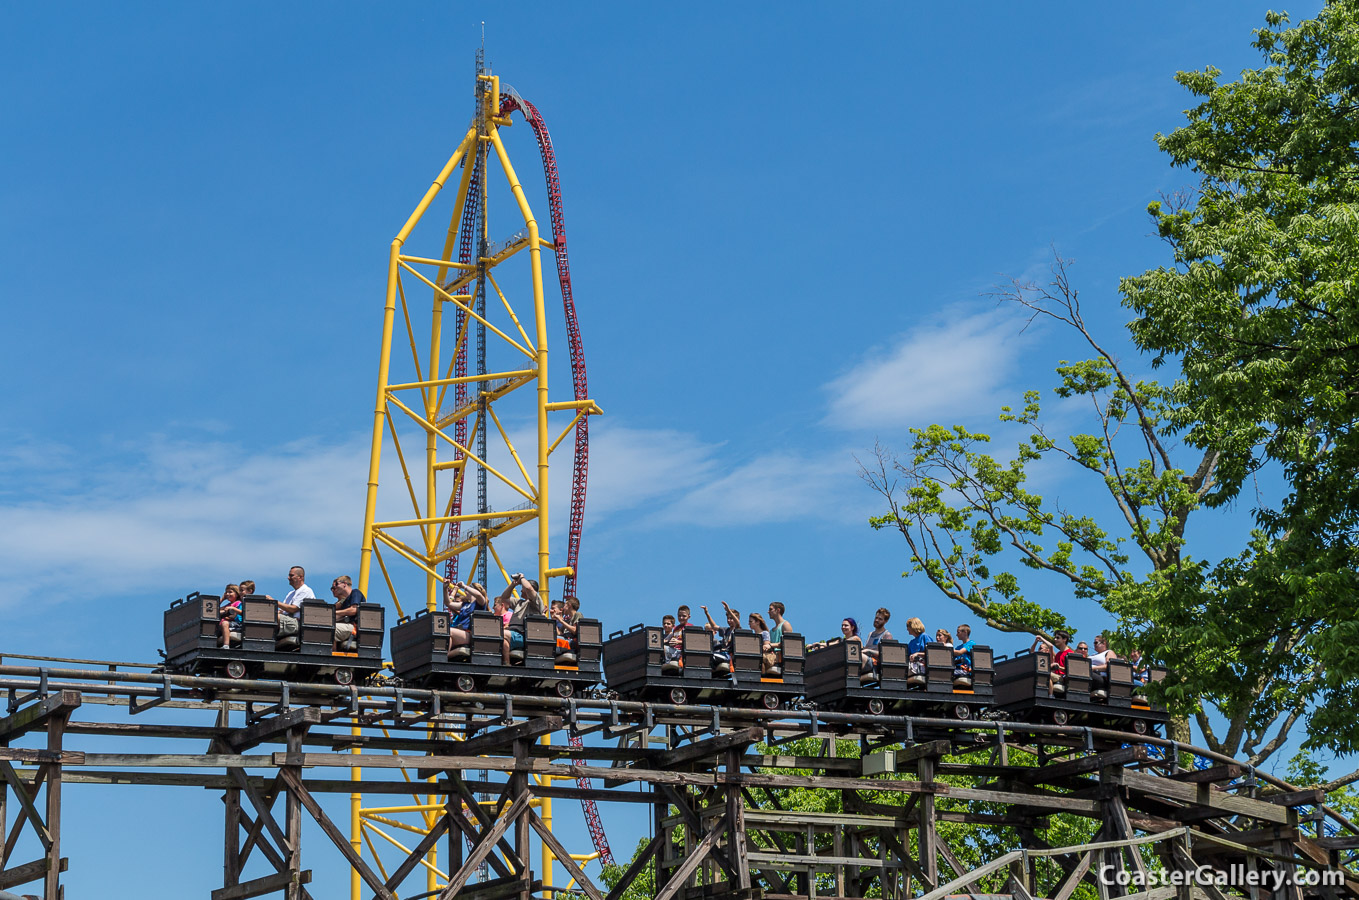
(668, 687), (688, 706)
(952, 703), (971, 721)
(556, 681), (575, 699)
(867, 698), (885, 717)
(455, 674), (477, 693)
(226, 661), (247, 680)
(1131, 719), (1149, 736)
(333, 667), (354, 686)
(1051, 709), (1070, 726)
(761, 692), (780, 711)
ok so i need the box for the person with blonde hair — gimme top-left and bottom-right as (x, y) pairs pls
(905, 616), (927, 677)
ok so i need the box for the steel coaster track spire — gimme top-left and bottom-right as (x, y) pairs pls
(357, 62), (605, 897)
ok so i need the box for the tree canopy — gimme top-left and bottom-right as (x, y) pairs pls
(867, 2), (1359, 777)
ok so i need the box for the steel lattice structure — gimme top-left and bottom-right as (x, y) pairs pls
(354, 64), (602, 898)
(358, 64), (599, 614)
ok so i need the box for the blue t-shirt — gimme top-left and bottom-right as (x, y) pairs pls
(907, 633), (927, 655)
(449, 594), (484, 630)
(953, 639), (975, 668)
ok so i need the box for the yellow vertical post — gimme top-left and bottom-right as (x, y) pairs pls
(541, 734), (555, 890)
(359, 241), (404, 596)
(427, 248), (443, 612)
(359, 128), (475, 596)
(488, 126), (550, 596)
(351, 738), (361, 899)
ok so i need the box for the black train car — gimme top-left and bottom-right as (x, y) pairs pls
(804, 639), (994, 719)
(389, 609), (603, 698)
(992, 649), (1169, 734)
(163, 591), (385, 685)
(602, 624), (804, 709)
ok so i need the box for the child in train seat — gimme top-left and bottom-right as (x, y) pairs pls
(218, 584), (244, 648)
(905, 617), (927, 677)
(661, 613), (683, 672)
(952, 624), (974, 678)
(551, 598), (581, 656)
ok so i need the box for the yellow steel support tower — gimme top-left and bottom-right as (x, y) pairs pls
(352, 65), (600, 899)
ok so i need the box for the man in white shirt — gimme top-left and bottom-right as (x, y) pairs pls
(276, 566), (315, 636)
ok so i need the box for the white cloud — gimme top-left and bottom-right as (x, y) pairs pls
(654, 449), (867, 528)
(822, 307), (1023, 430)
(0, 436), (369, 609)
(0, 421), (733, 610)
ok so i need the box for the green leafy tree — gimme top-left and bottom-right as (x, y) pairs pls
(863, 257), (1299, 757)
(866, 4), (1359, 770)
(1117, 1), (1359, 777)
(600, 836), (657, 900)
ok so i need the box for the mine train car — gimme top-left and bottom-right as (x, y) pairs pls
(162, 592), (385, 685)
(603, 625), (805, 710)
(992, 648), (1169, 734)
(805, 638), (994, 719)
(390, 609), (604, 698)
(165, 593), (1172, 738)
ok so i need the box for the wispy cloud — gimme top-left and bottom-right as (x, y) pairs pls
(822, 307), (1024, 431)
(654, 449), (867, 528)
(0, 435), (369, 610)
(0, 421), (734, 610)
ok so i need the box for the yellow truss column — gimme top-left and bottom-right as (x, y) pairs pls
(352, 66), (601, 900)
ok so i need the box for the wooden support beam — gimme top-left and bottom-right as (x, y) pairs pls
(381, 815), (450, 892)
(1217, 826), (1296, 847)
(945, 785), (1100, 815)
(1316, 835), (1359, 851)
(282, 731), (301, 900)
(0, 694), (80, 743)
(229, 770), (292, 869)
(528, 806), (605, 900)
(224, 787), (241, 888)
(0, 855), (66, 891)
(1169, 764), (1243, 784)
(444, 799), (514, 880)
(1121, 770), (1290, 825)
(656, 784), (739, 881)
(1261, 788), (1326, 808)
(41, 710), (66, 900)
(281, 751), (945, 795)
(654, 727), (765, 770)
(725, 748), (751, 891)
(0, 763), (50, 852)
(416, 717), (563, 777)
(654, 817), (725, 900)
(209, 868), (312, 900)
(277, 767), (394, 900)
(222, 708), (320, 752)
(0, 751), (83, 766)
(892, 740), (954, 767)
(1015, 746), (1147, 784)
(449, 773), (521, 877)
(438, 791), (532, 900)
(451, 873), (540, 900)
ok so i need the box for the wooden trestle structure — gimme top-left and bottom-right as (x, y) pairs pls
(1, 659), (1357, 900)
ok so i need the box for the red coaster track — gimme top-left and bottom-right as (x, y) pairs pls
(442, 90), (610, 867)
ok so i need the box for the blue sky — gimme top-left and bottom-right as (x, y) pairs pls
(0, 2), (1329, 895)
